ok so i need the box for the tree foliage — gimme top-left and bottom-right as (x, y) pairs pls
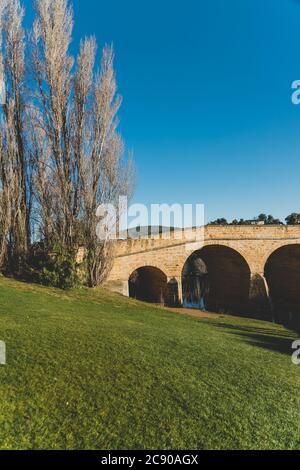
(285, 213), (300, 225)
(0, 0), (133, 287)
(209, 214), (284, 226)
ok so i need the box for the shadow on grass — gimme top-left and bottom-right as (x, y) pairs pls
(208, 321), (298, 356)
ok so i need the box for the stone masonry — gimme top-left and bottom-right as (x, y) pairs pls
(104, 225), (300, 310)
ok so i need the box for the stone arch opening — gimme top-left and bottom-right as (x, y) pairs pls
(264, 244), (300, 327)
(182, 245), (251, 314)
(129, 266), (169, 305)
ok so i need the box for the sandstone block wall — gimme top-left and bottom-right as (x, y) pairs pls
(104, 225), (300, 313)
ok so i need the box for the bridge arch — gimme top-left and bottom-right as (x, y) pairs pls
(182, 244), (251, 314)
(128, 266), (178, 306)
(264, 244), (300, 327)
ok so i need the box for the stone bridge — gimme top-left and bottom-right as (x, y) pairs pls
(105, 225), (300, 320)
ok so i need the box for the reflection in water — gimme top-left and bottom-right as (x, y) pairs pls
(183, 257), (209, 311)
(183, 298), (206, 310)
(182, 246), (251, 314)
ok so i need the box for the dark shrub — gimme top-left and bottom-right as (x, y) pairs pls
(27, 243), (81, 290)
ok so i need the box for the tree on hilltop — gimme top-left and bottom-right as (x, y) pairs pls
(286, 213), (300, 225)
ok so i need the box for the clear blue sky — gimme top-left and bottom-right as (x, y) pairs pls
(24, 0), (300, 223)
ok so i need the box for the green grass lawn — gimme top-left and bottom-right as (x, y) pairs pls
(0, 276), (299, 450)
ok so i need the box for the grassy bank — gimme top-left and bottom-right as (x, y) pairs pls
(0, 277), (299, 450)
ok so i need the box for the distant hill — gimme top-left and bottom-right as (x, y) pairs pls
(119, 225), (176, 239)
